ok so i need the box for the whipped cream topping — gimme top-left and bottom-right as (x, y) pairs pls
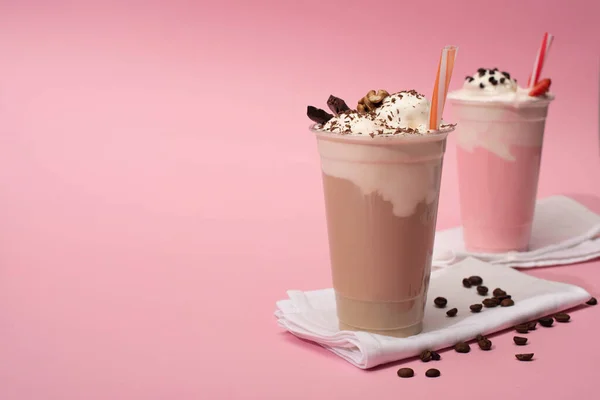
(448, 68), (554, 104)
(317, 90), (453, 136)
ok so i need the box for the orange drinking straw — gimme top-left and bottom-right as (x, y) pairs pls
(428, 46), (458, 130)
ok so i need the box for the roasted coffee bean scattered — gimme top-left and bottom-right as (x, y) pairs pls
(420, 350), (433, 362)
(470, 304), (483, 313)
(527, 321), (537, 330)
(539, 317), (554, 327)
(554, 313), (570, 323)
(455, 342), (471, 353)
(468, 276), (483, 286)
(515, 353), (534, 361)
(493, 288), (506, 297)
(515, 324), (529, 334)
(397, 368), (414, 378)
(446, 308), (458, 317)
(431, 351), (441, 361)
(494, 295), (512, 303)
(462, 278), (472, 288)
(513, 336), (528, 345)
(501, 298), (515, 307)
(587, 297), (597, 306)
(434, 297), (447, 308)
(478, 338), (492, 351)
(482, 298), (499, 308)
(476, 285), (489, 295)
(425, 368), (441, 378)
(476, 334), (485, 341)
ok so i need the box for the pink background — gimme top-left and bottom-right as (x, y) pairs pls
(0, 0), (599, 399)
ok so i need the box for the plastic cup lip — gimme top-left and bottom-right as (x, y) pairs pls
(447, 94), (554, 109)
(309, 124), (455, 146)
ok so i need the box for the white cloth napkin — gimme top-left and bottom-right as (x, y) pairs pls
(275, 258), (590, 369)
(433, 195), (600, 268)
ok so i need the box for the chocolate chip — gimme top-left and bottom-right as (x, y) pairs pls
(501, 298), (515, 307)
(455, 342), (471, 353)
(500, 77), (506, 84)
(554, 313), (570, 323)
(539, 317), (554, 327)
(515, 353), (534, 361)
(513, 336), (528, 345)
(492, 288), (506, 297)
(493, 67), (499, 71)
(489, 70), (495, 75)
(420, 350), (433, 362)
(482, 298), (499, 308)
(587, 297), (597, 305)
(479, 83), (485, 89)
(477, 68), (486, 77)
(465, 76), (475, 82)
(462, 278), (472, 288)
(476, 285), (488, 295)
(425, 368), (441, 378)
(502, 71), (511, 79)
(434, 297), (447, 308)
(478, 338), (492, 351)
(527, 322), (537, 331)
(469, 276), (483, 286)
(446, 308), (458, 317)
(515, 324), (529, 334)
(470, 304), (483, 313)
(397, 368), (414, 378)
(431, 351), (441, 361)
(489, 77), (498, 85)
(326, 95), (350, 115)
(307, 106), (334, 124)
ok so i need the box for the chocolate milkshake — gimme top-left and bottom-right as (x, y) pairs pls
(308, 90), (455, 337)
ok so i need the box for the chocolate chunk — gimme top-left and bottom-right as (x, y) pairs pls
(477, 68), (486, 77)
(479, 83), (485, 89)
(500, 77), (506, 84)
(326, 95), (350, 115)
(489, 77), (498, 85)
(307, 106), (333, 124)
(587, 297), (597, 305)
(515, 353), (534, 361)
(502, 71), (511, 79)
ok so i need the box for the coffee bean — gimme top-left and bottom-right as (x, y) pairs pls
(431, 351), (441, 361)
(434, 297), (447, 308)
(446, 308), (458, 317)
(501, 298), (515, 307)
(470, 304), (483, 313)
(513, 336), (528, 345)
(494, 294), (512, 303)
(482, 298), (499, 308)
(539, 317), (554, 327)
(397, 367), (414, 378)
(462, 278), (472, 288)
(455, 342), (471, 353)
(554, 313), (570, 323)
(515, 324), (529, 334)
(587, 297), (597, 306)
(527, 321), (537, 330)
(493, 288), (506, 297)
(420, 350), (433, 362)
(469, 276), (483, 285)
(476, 334), (485, 341)
(425, 368), (441, 378)
(478, 338), (492, 351)
(477, 285), (489, 295)
(515, 353), (534, 361)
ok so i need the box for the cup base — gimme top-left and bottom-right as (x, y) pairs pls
(338, 321), (423, 338)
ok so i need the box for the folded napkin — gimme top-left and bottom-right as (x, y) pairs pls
(275, 258), (591, 369)
(433, 196), (600, 268)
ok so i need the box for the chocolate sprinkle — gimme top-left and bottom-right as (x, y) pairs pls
(307, 106), (333, 125)
(327, 95), (350, 115)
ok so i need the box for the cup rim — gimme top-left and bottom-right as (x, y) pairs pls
(309, 124), (455, 145)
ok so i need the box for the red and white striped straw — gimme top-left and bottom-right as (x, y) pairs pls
(528, 32), (554, 88)
(428, 45), (458, 130)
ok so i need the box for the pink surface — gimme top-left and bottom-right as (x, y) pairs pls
(458, 145), (542, 252)
(0, 1), (598, 399)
